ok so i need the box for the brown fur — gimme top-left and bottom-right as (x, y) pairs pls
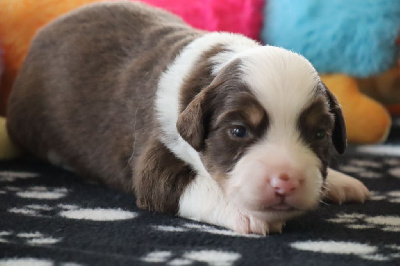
(179, 45), (228, 111)
(176, 45), (226, 151)
(323, 84), (347, 154)
(177, 60), (244, 150)
(298, 93), (335, 178)
(133, 134), (196, 213)
(7, 2), (202, 193)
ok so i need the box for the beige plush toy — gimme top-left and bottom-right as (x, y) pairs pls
(0, 117), (21, 160)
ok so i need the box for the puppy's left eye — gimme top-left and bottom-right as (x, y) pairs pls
(231, 126), (250, 138)
(315, 129), (326, 140)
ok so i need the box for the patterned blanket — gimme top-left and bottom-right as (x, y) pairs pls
(1, 120), (400, 265)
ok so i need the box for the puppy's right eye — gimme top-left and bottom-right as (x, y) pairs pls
(230, 126), (249, 138)
(315, 129), (326, 140)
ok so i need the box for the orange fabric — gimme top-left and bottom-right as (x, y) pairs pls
(322, 74), (391, 144)
(387, 105), (400, 115)
(0, 0), (102, 115)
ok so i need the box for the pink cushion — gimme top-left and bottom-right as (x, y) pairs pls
(140, 0), (264, 40)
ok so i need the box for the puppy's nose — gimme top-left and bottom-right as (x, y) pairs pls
(270, 173), (301, 196)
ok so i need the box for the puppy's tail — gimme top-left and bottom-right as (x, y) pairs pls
(0, 116), (22, 160)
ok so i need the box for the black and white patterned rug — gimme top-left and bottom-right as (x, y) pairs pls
(1, 120), (400, 265)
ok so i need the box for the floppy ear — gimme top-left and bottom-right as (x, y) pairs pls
(322, 82), (347, 154)
(176, 58), (241, 151)
(176, 87), (212, 152)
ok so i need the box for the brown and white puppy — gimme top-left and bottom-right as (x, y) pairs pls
(6, 1), (369, 235)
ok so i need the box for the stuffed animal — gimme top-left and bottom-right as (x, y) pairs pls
(262, 0), (400, 144)
(0, 40), (20, 159)
(0, 116), (21, 160)
(322, 74), (391, 144)
(357, 61), (400, 115)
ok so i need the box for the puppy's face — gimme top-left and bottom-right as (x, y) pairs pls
(177, 46), (346, 222)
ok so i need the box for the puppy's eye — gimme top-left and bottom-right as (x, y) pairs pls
(315, 129), (326, 140)
(231, 126), (249, 138)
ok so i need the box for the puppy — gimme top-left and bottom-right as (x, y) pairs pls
(7, 1), (369, 234)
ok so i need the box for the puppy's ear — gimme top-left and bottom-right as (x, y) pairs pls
(322, 82), (347, 154)
(177, 58), (240, 151)
(176, 86), (212, 152)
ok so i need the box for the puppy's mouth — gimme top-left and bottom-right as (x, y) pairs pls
(255, 196), (302, 212)
(267, 203), (297, 212)
(245, 203), (304, 223)
(257, 202), (300, 213)
(232, 194), (306, 216)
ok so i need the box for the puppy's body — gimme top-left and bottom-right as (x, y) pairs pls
(7, 2), (369, 234)
(8, 2), (201, 191)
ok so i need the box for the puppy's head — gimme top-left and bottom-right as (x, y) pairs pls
(177, 46), (346, 222)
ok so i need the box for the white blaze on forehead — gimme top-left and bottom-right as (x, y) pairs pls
(240, 46), (318, 108)
(238, 46), (319, 142)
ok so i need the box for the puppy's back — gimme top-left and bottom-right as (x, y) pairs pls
(7, 1), (202, 190)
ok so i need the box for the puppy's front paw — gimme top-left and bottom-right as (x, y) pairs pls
(232, 211), (284, 235)
(325, 168), (370, 204)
